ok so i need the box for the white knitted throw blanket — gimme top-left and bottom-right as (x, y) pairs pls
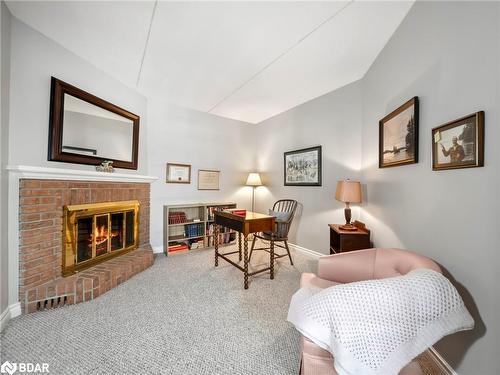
(288, 269), (474, 375)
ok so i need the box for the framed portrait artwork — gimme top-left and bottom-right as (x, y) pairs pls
(379, 97), (419, 168)
(284, 146), (322, 186)
(198, 169), (220, 190)
(166, 163), (191, 183)
(432, 111), (484, 171)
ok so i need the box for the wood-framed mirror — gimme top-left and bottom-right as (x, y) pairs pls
(48, 77), (140, 170)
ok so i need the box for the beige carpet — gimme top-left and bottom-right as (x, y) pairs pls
(1, 243), (318, 374)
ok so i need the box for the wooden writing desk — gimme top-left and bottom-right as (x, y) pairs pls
(214, 210), (276, 289)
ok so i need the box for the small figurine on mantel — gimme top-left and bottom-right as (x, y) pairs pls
(96, 160), (114, 173)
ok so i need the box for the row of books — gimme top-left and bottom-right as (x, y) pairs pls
(206, 206), (222, 221)
(206, 223), (233, 236)
(206, 232), (236, 247)
(185, 223), (204, 237)
(168, 211), (187, 224)
(168, 241), (189, 253)
(206, 205), (236, 221)
(189, 239), (204, 250)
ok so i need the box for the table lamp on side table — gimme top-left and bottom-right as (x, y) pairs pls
(335, 179), (362, 231)
(246, 173), (262, 212)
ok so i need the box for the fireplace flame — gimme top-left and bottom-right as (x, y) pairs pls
(91, 225), (120, 247)
(95, 224), (108, 246)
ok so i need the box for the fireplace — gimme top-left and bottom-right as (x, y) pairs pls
(63, 200), (140, 276)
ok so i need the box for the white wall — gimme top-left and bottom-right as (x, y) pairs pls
(0, 0), (11, 328)
(254, 81), (362, 253)
(8, 17), (148, 173)
(254, 3), (499, 372)
(147, 99), (255, 252)
(360, 2), (499, 374)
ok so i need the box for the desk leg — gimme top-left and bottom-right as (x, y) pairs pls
(270, 239), (274, 280)
(238, 232), (242, 261)
(214, 223), (219, 267)
(243, 235), (249, 289)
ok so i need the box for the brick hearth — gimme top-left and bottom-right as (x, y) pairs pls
(19, 179), (153, 313)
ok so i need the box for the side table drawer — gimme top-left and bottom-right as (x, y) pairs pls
(340, 236), (370, 252)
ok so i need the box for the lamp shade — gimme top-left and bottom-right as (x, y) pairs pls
(335, 180), (362, 203)
(246, 173), (262, 186)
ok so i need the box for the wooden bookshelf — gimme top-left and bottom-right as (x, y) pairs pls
(163, 202), (237, 255)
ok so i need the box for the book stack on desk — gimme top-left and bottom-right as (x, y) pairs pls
(225, 208), (247, 217)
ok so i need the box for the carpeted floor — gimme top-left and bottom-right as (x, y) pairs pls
(0, 243), (317, 374)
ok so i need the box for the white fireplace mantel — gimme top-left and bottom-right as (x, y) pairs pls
(6, 165), (158, 183)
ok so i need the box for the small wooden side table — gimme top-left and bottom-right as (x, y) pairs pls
(329, 222), (371, 254)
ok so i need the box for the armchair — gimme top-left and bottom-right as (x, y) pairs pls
(299, 248), (442, 375)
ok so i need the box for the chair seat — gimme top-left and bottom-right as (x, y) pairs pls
(250, 199), (297, 266)
(255, 231), (287, 241)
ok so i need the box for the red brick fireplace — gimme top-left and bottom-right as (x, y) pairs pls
(19, 179), (154, 313)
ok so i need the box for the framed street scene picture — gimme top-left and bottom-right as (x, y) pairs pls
(284, 146), (322, 186)
(379, 97), (419, 168)
(432, 111), (484, 171)
(198, 170), (220, 190)
(166, 163), (191, 183)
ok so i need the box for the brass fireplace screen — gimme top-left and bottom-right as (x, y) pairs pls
(63, 200), (139, 276)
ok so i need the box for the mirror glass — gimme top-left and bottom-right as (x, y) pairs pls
(62, 94), (134, 162)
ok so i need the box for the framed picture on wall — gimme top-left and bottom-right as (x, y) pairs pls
(166, 163), (191, 183)
(379, 97), (419, 168)
(432, 111), (484, 171)
(198, 170), (220, 190)
(284, 146), (322, 186)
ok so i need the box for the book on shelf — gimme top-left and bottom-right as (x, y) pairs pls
(189, 239), (204, 250)
(168, 211), (187, 224)
(206, 223), (234, 236)
(206, 204), (236, 221)
(184, 223), (204, 238)
(206, 232), (236, 247)
(168, 241), (189, 253)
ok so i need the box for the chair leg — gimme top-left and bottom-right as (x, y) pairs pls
(249, 235), (257, 262)
(284, 240), (293, 265)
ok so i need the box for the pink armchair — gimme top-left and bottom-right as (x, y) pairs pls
(299, 248), (442, 375)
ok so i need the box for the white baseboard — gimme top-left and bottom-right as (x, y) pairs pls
(9, 302), (21, 318)
(0, 307), (9, 332)
(152, 246), (163, 254)
(288, 242), (325, 258)
(428, 347), (458, 375)
(0, 302), (21, 332)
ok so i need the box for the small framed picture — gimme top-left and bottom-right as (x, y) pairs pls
(198, 170), (220, 190)
(284, 146), (322, 186)
(379, 97), (419, 168)
(166, 163), (191, 183)
(432, 111), (484, 171)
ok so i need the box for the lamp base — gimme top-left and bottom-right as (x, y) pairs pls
(339, 223), (358, 231)
(340, 206), (356, 231)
